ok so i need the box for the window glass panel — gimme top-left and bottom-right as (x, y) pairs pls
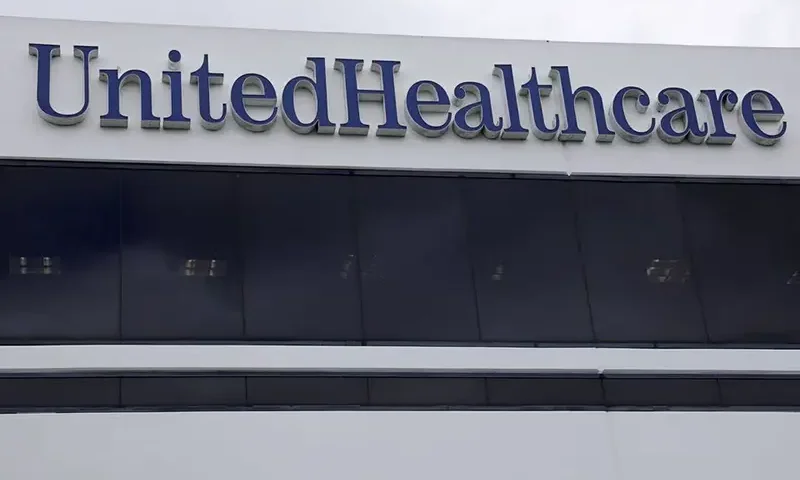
(3, 374), (799, 410)
(487, 376), (604, 407)
(368, 377), (486, 407)
(575, 181), (706, 343)
(602, 376), (721, 407)
(719, 377), (800, 407)
(464, 178), (593, 343)
(240, 174), (362, 342)
(0, 167), (120, 340)
(356, 176), (479, 343)
(121, 377), (246, 407)
(682, 183), (800, 344)
(120, 170), (243, 340)
(247, 376), (369, 406)
(0, 378), (119, 409)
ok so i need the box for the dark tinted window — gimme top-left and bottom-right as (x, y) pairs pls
(248, 376), (369, 406)
(368, 377), (486, 407)
(4, 163), (800, 348)
(0, 167), (120, 340)
(121, 377), (246, 407)
(240, 174), (362, 342)
(0, 377), (119, 409)
(719, 377), (800, 407)
(682, 183), (800, 344)
(575, 181), (706, 343)
(120, 170), (243, 340)
(487, 376), (603, 407)
(1, 374), (799, 411)
(356, 176), (479, 343)
(464, 179), (593, 343)
(603, 375), (720, 407)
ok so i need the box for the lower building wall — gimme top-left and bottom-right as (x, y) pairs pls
(0, 411), (795, 480)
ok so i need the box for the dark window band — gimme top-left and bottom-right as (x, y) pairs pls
(1, 373), (799, 413)
(1, 162), (800, 347)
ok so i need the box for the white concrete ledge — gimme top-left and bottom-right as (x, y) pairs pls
(0, 345), (798, 375)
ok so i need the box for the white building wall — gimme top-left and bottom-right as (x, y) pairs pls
(1, 411), (797, 480)
(0, 17), (797, 480)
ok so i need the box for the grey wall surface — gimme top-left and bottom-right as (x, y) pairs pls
(0, 411), (796, 480)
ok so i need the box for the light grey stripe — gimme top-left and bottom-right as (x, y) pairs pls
(0, 345), (798, 375)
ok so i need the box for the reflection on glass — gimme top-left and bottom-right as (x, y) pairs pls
(9, 256), (62, 276)
(181, 258), (227, 277)
(646, 259), (690, 284)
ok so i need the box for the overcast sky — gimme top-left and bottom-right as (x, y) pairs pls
(1, 0), (798, 47)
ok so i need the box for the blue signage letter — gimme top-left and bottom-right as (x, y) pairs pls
(190, 54), (227, 130)
(334, 58), (406, 136)
(281, 58), (335, 135)
(452, 81), (502, 139)
(608, 86), (655, 143)
(99, 68), (160, 129)
(404, 80), (452, 137)
(519, 67), (559, 140)
(697, 89), (738, 145)
(550, 66), (615, 143)
(656, 87), (708, 144)
(230, 73), (278, 132)
(738, 89), (787, 146)
(161, 49), (191, 130)
(28, 43), (98, 126)
(493, 64), (528, 140)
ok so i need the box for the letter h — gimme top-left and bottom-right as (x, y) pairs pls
(550, 66), (615, 142)
(334, 58), (406, 136)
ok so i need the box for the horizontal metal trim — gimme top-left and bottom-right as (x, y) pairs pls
(2, 158), (799, 184)
(6, 406), (800, 414)
(0, 345), (799, 375)
(1, 371), (798, 380)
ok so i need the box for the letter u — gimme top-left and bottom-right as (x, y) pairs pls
(28, 43), (98, 126)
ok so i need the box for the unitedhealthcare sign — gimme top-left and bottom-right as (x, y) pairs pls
(29, 43), (787, 146)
